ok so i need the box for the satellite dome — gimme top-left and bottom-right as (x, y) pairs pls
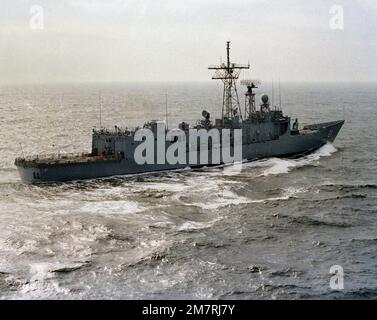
(202, 110), (210, 119)
(261, 95), (269, 104)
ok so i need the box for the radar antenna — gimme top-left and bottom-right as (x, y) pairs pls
(240, 79), (261, 118)
(209, 42), (250, 120)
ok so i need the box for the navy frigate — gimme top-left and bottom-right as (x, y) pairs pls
(15, 42), (344, 183)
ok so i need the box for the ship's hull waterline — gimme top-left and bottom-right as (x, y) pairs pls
(15, 120), (344, 183)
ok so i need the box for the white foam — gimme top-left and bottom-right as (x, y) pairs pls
(14, 262), (72, 299)
(0, 172), (20, 184)
(307, 143), (338, 160)
(139, 239), (168, 249)
(138, 182), (189, 193)
(177, 219), (219, 231)
(221, 162), (244, 176)
(185, 175), (222, 192)
(80, 200), (144, 215)
(258, 158), (300, 176)
(191, 189), (251, 209)
(29, 263), (56, 282)
(190, 186), (307, 209)
(247, 143), (338, 177)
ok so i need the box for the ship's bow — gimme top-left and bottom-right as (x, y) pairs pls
(304, 120), (345, 143)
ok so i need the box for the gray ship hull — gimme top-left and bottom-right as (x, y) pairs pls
(16, 120), (344, 183)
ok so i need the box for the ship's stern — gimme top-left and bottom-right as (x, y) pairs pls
(15, 164), (41, 183)
(14, 157), (46, 183)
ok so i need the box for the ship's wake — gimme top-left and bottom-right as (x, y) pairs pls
(244, 143), (338, 177)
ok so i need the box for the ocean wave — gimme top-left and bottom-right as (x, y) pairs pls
(251, 186), (308, 203)
(0, 173), (21, 185)
(190, 190), (251, 209)
(319, 287), (377, 299)
(319, 183), (377, 192)
(269, 267), (305, 278)
(177, 219), (220, 232)
(15, 263), (73, 299)
(246, 143), (338, 177)
(185, 186), (305, 210)
(29, 261), (90, 280)
(136, 182), (189, 193)
(288, 216), (353, 228)
(80, 200), (145, 215)
(350, 238), (377, 244)
(297, 193), (368, 202)
(120, 239), (171, 269)
(1, 261), (89, 299)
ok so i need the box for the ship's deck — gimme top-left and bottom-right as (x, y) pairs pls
(15, 153), (120, 167)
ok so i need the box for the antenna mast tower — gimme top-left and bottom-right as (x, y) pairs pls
(209, 41), (250, 120)
(240, 79), (261, 117)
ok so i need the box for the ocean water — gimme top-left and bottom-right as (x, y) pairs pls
(0, 82), (376, 299)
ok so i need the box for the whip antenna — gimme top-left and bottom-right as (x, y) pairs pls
(99, 92), (102, 128)
(19, 142), (25, 158)
(279, 78), (282, 110)
(165, 89), (169, 130)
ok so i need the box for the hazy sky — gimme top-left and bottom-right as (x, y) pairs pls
(0, 0), (376, 83)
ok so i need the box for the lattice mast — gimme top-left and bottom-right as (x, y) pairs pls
(209, 42), (250, 120)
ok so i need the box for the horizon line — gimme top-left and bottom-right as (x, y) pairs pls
(1, 80), (377, 86)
